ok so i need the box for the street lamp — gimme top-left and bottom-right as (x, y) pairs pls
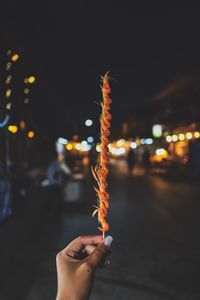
(85, 119), (93, 127)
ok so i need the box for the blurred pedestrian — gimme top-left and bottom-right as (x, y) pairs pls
(56, 235), (113, 300)
(127, 148), (135, 175)
(45, 141), (72, 214)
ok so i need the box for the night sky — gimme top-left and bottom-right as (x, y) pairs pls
(1, 3), (200, 138)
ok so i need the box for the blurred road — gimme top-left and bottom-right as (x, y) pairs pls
(0, 164), (200, 300)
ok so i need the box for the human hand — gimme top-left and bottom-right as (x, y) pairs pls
(56, 235), (113, 300)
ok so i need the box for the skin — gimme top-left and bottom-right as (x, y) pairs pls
(56, 235), (112, 300)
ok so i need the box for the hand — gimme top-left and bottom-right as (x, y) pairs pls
(56, 235), (113, 300)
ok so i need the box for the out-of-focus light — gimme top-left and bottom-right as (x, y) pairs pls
(28, 131), (35, 138)
(117, 139), (125, 147)
(75, 143), (81, 150)
(85, 119), (93, 127)
(172, 134), (178, 142)
(152, 124), (163, 138)
(6, 102), (12, 110)
(6, 50), (11, 56)
(6, 89), (11, 98)
(81, 140), (87, 147)
(24, 88), (30, 95)
(156, 148), (166, 156)
(11, 53), (19, 62)
(66, 143), (73, 150)
(117, 147), (125, 155)
(8, 125), (18, 134)
(87, 136), (94, 143)
(24, 98), (29, 104)
(130, 142), (137, 149)
(140, 138), (145, 144)
(146, 138), (153, 145)
(24, 78), (28, 84)
(166, 135), (172, 142)
(20, 120), (26, 130)
(5, 75), (12, 85)
(186, 132), (193, 140)
(108, 143), (112, 150)
(5, 62), (12, 70)
(58, 137), (68, 145)
(82, 144), (91, 151)
(96, 144), (101, 152)
(178, 133), (185, 141)
(194, 131), (200, 139)
(111, 147), (125, 156)
(28, 76), (36, 84)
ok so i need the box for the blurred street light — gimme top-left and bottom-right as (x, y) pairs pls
(28, 131), (35, 138)
(85, 119), (93, 127)
(11, 53), (19, 62)
(24, 88), (30, 95)
(152, 124), (163, 138)
(178, 133), (185, 141)
(186, 132), (192, 140)
(24, 98), (30, 104)
(66, 143), (73, 150)
(87, 136), (94, 143)
(8, 125), (18, 134)
(6, 89), (12, 98)
(166, 135), (172, 142)
(194, 131), (200, 139)
(172, 135), (178, 142)
(6, 103), (12, 110)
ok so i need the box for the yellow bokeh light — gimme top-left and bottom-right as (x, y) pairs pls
(194, 131), (200, 139)
(5, 75), (12, 85)
(178, 133), (185, 141)
(24, 88), (30, 95)
(28, 131), (35, 138)
(186, 132), (192, 140)
(6, 89), (12, 98)
(172, 135), (178, 142)
(166, 135), (172, 143)
(6, 62), (12, 70)
(117, 139), (125, 147)
(28, 76), (36, 84)
(96, 144), (101, 152)
(8, 125), (18, 134)
(20, 120), (26, 130)
(66, 143), (73, 150)
(6, 102), (12, 110)
(75, 143), (81, 150)
(11, 54), (19, 62)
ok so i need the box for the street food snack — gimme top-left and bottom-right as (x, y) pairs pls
(92, 72), (112, 238)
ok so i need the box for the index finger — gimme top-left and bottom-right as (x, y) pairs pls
(64, 235), (103, 254)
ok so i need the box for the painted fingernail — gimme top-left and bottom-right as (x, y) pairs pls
(104, 236), (113, 246)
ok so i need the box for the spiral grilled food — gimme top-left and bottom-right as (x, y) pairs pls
(92, 72), (112, 236)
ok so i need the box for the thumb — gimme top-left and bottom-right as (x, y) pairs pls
(87, 236), (113, 268)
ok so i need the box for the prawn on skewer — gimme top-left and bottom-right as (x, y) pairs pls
(92, 72), (112, 238)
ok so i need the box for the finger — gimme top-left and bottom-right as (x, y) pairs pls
(63, 235), (103, 254)
(85, 245), (96, 254)
(87, 236), (113, 268)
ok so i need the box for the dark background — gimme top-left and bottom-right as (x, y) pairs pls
(1, 3), (200, 139)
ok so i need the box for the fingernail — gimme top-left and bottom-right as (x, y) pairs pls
(104, 236), (113, 246)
